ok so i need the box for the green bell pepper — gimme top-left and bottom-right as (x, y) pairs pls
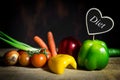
(77, 39), (109, 70)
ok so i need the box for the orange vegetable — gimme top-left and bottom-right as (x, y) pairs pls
(33, 36), (48, 49)
(47, 31), (57, 57)
(33, 35), (51, 59)
(30, 53), (47, 68)
(18, 50), (30, 67)
(41, 49), (51, 60)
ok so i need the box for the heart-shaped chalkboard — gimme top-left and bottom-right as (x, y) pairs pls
(86, 8), (114, 35)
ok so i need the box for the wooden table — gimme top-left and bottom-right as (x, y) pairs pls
(0, 48), (120, 80)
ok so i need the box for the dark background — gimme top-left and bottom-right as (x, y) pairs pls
(0, 0), (120, 48)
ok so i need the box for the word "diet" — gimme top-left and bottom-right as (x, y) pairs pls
(90, 16), (106, 29)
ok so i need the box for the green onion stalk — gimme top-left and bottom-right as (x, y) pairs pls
(0, 31), (43, 55)
(0, 31), (120, 57)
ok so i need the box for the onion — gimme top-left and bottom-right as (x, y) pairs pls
(58, 36), (82, 60)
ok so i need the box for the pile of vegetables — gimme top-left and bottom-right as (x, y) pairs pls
(58, 37), (120, 70)
(0, 31), (120, 75)
(0, 31), (56, 67)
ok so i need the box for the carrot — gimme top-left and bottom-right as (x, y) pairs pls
(33, 36), (48, 49)
(47, 31), (57, 57)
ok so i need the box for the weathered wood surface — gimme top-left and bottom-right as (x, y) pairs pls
(0, 48), (120, 80)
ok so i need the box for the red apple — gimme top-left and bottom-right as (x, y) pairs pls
(58, 36), (82, 60)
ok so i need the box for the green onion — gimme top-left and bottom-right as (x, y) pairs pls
(0, 31), (32, 48)
(0, 31), (42, 54)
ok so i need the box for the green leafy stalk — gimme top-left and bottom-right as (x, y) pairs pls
(0, 36), (30, 51)
(0, 31), (32, 48)
(0, 31), (42, 54)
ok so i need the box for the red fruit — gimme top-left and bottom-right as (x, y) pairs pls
(58, 36), (81, 60)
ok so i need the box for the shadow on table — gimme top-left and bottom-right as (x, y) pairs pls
(0, 56), (6, 66)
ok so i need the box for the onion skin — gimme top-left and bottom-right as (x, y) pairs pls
(4, 50), (19, 66)
(58, 36), (82, 60)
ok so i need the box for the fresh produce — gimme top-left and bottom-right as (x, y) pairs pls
(0, 31), (41, 54)
(2, 30), (120, 74)
(31, 53), (47, 68)
(109, 48), (120, 57)
(48, 54), (77, 74)
(77, 39), (109, 70)
(58, 36), (81, 60)
(41, 49), (51, 60)
(34, 36), (49, 50)
(33, 35), (51, 59)
(18, 50), (30, 66)
(4, 50), (19, 66)
(47, 31), (57, 57)
(0, 31), (57, 68)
